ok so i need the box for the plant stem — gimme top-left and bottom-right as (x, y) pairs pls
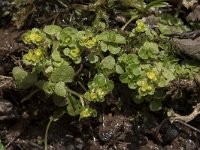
(44, 117), (53, 150)
(121, 15), (140, 31)
(21, 89), (40, 103)
(78, 81), (87, 92)
(66, 87), (85, 106)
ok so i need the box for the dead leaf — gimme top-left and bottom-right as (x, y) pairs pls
(182, 0), (198, 9)
(187, 5), (200, 21)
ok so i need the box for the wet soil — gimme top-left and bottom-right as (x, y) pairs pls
(0, 28), (23, 77)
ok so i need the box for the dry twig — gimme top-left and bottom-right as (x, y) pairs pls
(169, 103), (200, 133)
(170, 103), (200, 123)
(0, 75), (13, 89)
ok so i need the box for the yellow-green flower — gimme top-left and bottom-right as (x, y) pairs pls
(80, 107), (97, 118)
(23, 48), (45, 65)
(90, 92), (97, 100)
(137, 80), (155, 96)
(80, 108), (91, 118)
(147, 71), (157, 81)
(70, 48), (80, 60)
(80, 37), (97, 48)
(24, 50), (34, 60)
(135, 20), (146, 32)
(29, 33), (43, 43)
(23, 35), (31, 44)
(96, 88), (105, 98)
(22, 29), (44, 45)
(139, 80), (152, 92)
(89, 88), (105, 100)
(34, 48), (44, 57)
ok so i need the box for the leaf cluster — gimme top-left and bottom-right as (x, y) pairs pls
(12, 19), (199, 118)
(12, 24), (125, 119)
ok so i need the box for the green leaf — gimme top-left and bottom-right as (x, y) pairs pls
(158, 24), (172, 35)
(80, 107), (97, 119)
(163, 68), (175, 81)
(92, 74), (107, 87)
(108, 44), (121, 54)
(157, 76), (168, 87)
(67, 96), (81, 116)
(12, 67), (37, 89)
(57, 27), (78, 47)
(101, 56), (115, 70)
(149, 100), (162, 111)
(106, 80), (114, 92)
(145, 42), (159, 54)
(139, 41), (159, 59)
(53, 95), (67, 107)
(42, 81), (55, 95)
(126, 64), (141, 76)
(51, 50), (63, 62)
(52, 61), (63, 67)
(92, 19), (106, 29)
(87, 53), (99, 63)
(45, 66), (53, 74)
(119, 73), (129, 83)
(62, 27), (78, 34)
(128, 81), (137, 89)
(63, 47), (81, 64)
(43, 25), (62, 35)
(145, 0), (168, 11)
(86, 74), (114, 101)
(132, 94), (144, 104)
(12, 67), (28, 85)
(114, 33), (126, 44)
(116, 65), (124, 74)
(118, 53), (128, 63)
(50, 63), (75, 83)
(100, 41), (108, 52)
(127, 54), (140, 64)
(54, 82), (66, 97)
(138, 48), (148, 59)
(97, 31), (126, 44)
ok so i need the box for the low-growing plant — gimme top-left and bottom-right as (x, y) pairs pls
(12, 17), (200, 150)
(12, 19), (199, 116)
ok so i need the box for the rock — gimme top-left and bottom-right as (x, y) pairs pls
(0, 98), (18, 120)
(173, 36), (200, 61)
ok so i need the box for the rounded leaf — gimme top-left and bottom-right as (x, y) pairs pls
(12, 67), (28, 84)
(43, 25), (62, 35)
(87, 53), (99, 64)
(108, 44), (121, 54)
(54, 82), (66, 97)
(116, 65), (124, 74)
(50, 63), (75, 83)
(101, 56), (115, 70)
(149, 101), (162, 111)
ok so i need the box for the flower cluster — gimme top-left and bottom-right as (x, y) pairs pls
(23, 48), (46, 65)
